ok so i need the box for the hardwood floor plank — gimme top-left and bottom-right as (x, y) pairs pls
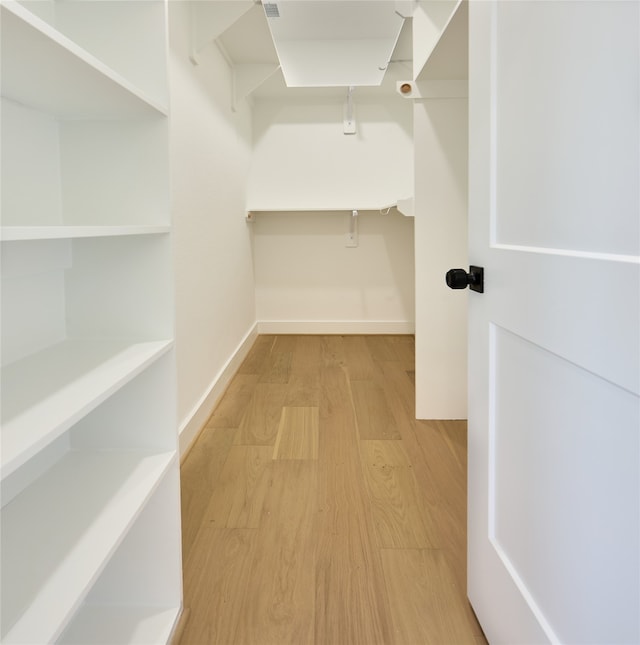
(235, 461), (317, 645)
(420, 418), (468, 474)
(259, 349), (293, 384)
(206, 374), (259, 428)
(180, 426), (236, 556)
(350, 380), (401, 440)
(365, 335), (401, 362)
(380, 548), (480, 645)
(342, 335), (377, 380)
(359, 439), (437, 548)
(319, 335), (346, 367)
(315, 462), (394, 645)
(415, 419), (467, 507)
(238, 335), (276, 375)
(284, 373), (320, 407)
(290, 335), (323, 376)
(234, 383), (287, 445)
(315, 515), (392, 645)
(273, 334), (298, 352)
(272, 406), (319, 460)
(203, 445), (272, 529)
(387, 334), (416, 363)
(379, 358), (419, 421)
(315, 364), (394, 645)
(179, 529), (257, 645)
(380, 361), (470, 587)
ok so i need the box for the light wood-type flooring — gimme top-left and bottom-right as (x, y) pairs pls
(177, 335), (487, 645)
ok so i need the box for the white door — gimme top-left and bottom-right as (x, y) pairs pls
(467, 1), (639, 643)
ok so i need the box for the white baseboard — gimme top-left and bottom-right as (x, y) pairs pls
(178, 323), (258, 459)
(257, 320), (415, 335)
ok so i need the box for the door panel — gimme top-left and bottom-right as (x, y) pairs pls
(494, 2), (639, 255)
(491, 325), (639, 644)
(491, 250), (639, 395)
(467, 1), (640, 643)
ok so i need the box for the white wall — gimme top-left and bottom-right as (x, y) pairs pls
(253, 210), (415, 333)
(249, 98), (415, 333)
(168, 2), (257, 454)
(248, 98), (413, 210)
(414, 98), (468, 419)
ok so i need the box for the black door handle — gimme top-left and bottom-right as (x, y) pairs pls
(445, 266), (484, 293)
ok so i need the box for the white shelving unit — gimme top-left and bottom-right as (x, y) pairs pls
(1, 1), (182, 643)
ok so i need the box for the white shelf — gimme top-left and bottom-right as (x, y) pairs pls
(1, 450), (176, 645)
(0, 225), (170, 242)
(1, 339), (173, 479)
(0, 1), (168, 118)
(246, 201), (399, 215)
(58, 605), (181, 645)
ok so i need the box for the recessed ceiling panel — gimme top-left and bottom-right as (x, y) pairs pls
(263, 1), (405, 87)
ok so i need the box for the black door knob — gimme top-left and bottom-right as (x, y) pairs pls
(445, 266), (484, 293)
(446, 268), (470, 289)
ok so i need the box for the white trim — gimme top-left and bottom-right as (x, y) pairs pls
(178, 323), (258, 458)
(256, 320), (415, 335)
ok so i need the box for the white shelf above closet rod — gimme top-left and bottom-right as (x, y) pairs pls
(246, 198), (414, 219)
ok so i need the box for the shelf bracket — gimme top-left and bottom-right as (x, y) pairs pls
(343, 86), (356, 135)
(190, 1), (253, 65)
(345, 210), (359, 247)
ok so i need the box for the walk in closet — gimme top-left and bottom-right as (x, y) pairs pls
(1, 0), (469, 642)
